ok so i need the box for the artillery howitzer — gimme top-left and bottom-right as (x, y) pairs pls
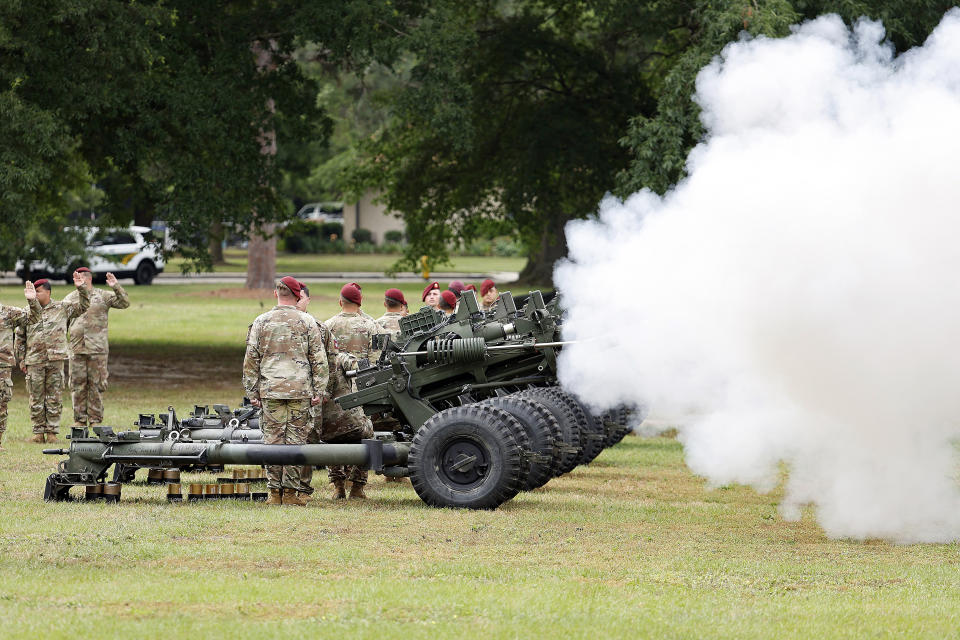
(43, 290), (636, 508)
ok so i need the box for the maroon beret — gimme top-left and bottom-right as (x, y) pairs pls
(439, 290), (458, 309)
(480, 279), (496, 296)
(75, 267), (91, 273)
(340, 283), (362, 305)
(278, 276), (304, 298)
(384, 288), (407, 305)
(449, 280), (466, 293)
(422, 281), (440, 302)
(33, 278), (50, 288)
(465, 284), (477, 292)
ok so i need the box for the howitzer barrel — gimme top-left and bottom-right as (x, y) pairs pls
(138, 428), (264, 441)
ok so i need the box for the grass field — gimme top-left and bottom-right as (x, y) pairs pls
(0, 284), (958, 638)
(167, 250), (526, 276)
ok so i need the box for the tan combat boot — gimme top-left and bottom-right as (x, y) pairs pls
(348, 482), (367, 500)
(45, 433), (57, 443)
(331, 479), (346, 500)
(29, 433), (45, 444)
(282, 491), (308, 506)
(266, 488), (283, 505)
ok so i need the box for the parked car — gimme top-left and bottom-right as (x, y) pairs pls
(15, 225), (165, 285)
(296, 202), (344, 223)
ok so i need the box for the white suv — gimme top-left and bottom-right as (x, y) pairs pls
(16, 226), (165, 285)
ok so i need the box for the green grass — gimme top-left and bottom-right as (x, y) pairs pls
(167, 250), (526, 276)
(0, 284), (958, 638)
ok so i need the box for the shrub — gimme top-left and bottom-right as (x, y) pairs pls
(320, 221), (343, 239)
(379, 242), (404, 254)
(352, 228), (373, 244)
(384, 230), (404, 244)
(493, 237), (523, 257)
(353, 241), (376, 254)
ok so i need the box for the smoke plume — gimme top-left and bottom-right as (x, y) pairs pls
(556, 11), (960, 543)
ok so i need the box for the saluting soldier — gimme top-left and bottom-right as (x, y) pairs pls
(242, 276), (328, 506)
(324, 282), (380, 499)
(64, 268), (130, 427)
(0, 282), (42, 450)
(15, 272), (89, 443)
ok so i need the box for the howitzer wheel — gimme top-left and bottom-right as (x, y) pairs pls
(481, 395), (561, 490)
(408, 405), (525, 509)
(550, 389), (605, 465)
(518, 387), (582, 476)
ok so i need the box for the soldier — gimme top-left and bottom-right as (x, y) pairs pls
(295, 287), (375, 499)
(342, 281), (377, 322)
(0, 282), (42, 450)
(375, 288), (406, 341)
(242, 276), (327, 506)
(324, 282), (380, 499)
(448, 280), (466, 298)
(480, 278), (499, 312)
(438, 290), (457, 316)
(15, 273), (89, 443)
(422, 281), (441, 309)
(64, 268), (130, 428)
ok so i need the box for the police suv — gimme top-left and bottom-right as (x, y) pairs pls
(16, 226), (165, 285)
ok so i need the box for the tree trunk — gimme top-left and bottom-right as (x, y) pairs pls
(246, 40), (279, 290)
(209, 221), (225, 265)
(246, 224), (276, 289)
(514, 215), (569, 287)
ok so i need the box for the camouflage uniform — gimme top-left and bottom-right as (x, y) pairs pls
(64, 284), (130, 425)
(299, 320), (374, 493)
(323, 311), (379, 487)
(375, 311), (404, 341)
(242, 304), (328, 492)
(0, 301), (42, 442)
(15, 288), (89, 436)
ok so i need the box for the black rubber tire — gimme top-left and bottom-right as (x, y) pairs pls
(408, 405), (525, 509)
(480, 395), (561, 490)
(553, 389), (606, 464)
(518, 387), (582, 476)
(133, 260), (156, 285)
(602, 406), (629, 447)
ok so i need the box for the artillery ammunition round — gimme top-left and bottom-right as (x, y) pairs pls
(236, 483), (250, 499)
(232, 469), (246, 480)
(85, 484), (104, 501)
(102, 483), (122, 503)
(147, 468), (164, 485)
(188, 484), (204, 502)
(204, 484), (220, 500)
(220, 483), (235, 499)
(167, 483), (183, 502)
(163, 468), (181, 484)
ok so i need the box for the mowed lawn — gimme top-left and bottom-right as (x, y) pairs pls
(167, 250), (526, 276)
(0, 285), (958, 638)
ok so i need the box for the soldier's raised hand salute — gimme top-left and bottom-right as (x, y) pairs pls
(24, 281), (36, 301)
(72, 270), (85, 288)
(105, 272), (118, 287)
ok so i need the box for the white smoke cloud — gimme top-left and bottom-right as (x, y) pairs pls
(556, 10), (960, 543)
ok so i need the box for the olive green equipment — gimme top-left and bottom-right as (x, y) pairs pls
(43, 290), (639, 509)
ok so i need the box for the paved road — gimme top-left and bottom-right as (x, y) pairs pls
(0, 270), (520, 286)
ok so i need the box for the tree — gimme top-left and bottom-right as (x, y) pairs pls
(616, 0), (955, 196)
(0, 0), (419, 279)
(349, 0), (687, 285)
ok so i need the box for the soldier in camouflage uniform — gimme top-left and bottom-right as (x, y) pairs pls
(64, 269), (130, 427)
(375, 288), (407, 341)
(421, 281), (441, 309)
(242, 276), (328, 506)
(0, 282), (42, 449)
(323, 282), (380, 499)
(15, 273), (89, 443)
(295, 287), (375, 499)
(479, 278), (499, 312)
